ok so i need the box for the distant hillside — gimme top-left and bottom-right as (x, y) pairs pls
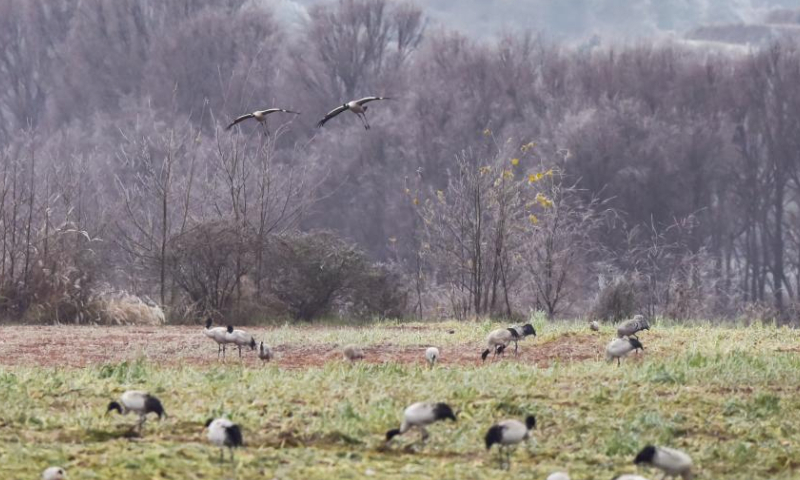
(764, 7), (800, 24)
(685, 8), (800, 46)
(285, 0), (800, 42)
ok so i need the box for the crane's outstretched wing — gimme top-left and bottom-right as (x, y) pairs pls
(262, 108), (301, 115)
(355, 96), (392, 105)
(316, 105), (348, 128)
(226, 113), (254, 130)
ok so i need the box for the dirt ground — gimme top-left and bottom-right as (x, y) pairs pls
(0, 326), (608, 369)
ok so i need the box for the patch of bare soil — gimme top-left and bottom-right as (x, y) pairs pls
(0, 326), (605, 369)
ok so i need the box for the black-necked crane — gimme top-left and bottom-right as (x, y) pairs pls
(225, 325), (257, 358)
(343, 344), (365, 362)
(634, 445), (694, 480)
(385, 402), (457, 447)
(226, 108), (299, 135)
(481, 324), (536, 362)
(485, 415), (536, 470)
(106, 390), (165, 433)
(316, 96), (392, 130)
(258, 341), (273, 362)
(203, 318), (229, 359)
(42, 467), (67, 480)
(605, 337), (644, 366)
(425, 347), (439, 368)
(205, 418), (243, 462)
(547, 473), (571, 480)
(617, 314), (650, 339)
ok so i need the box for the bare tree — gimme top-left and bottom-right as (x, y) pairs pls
(145, 7), (283, 129)
(115, 116), (200, 306)
(415, 140), (536, 317)
(292, 0), (424, 103)
(0, 0), (75, 141)
(212, 126), (319, 296)
(518, 173), (608, 318)
(1, 1), (800, 325)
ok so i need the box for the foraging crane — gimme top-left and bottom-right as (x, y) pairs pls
(425, 347), (440, 368)
(203, 318), (230, 359)
(258, 341), (274, 362)
(634, 445), (694, 480)
(482, 329), (518, 362)
(106, 390), (165, 433)
(606, 337), (644, 366)
(485, 415), (537, 470)
(481, 324), (536, 362)
(225, 108), (299, 135)
(225, 325), (257, 358)
(385, 402), (457, 446)
(343, 344), (365, 362)
(42, 467), (67, 480)
(205, 418), (243, 462)
(546, 473), (571, 480)
(316, 96), (392, 130)
(617, 314), (650, 339)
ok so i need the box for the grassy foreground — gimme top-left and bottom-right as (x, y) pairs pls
(1, 320), (799, 479)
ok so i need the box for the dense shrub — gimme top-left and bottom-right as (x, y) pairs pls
(86, 292), (165, 325)
(11, 228), (100, 324)
(591, 278), (638, 322)
(352, 262), (409, 319)
(268, 231), (408, 321)
(165, 219), (253, 313)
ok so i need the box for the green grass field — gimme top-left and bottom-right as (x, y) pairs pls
(1, 319), (799, 479)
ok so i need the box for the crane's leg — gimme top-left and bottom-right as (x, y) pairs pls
(514, 340), (519, 356)
(361, 112), (371, 130)
(356, 113), (368, 129)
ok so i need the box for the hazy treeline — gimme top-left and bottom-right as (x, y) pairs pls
(1, 0), (799, 324)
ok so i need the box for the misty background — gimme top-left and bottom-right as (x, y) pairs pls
(1, 0), (799, 325)
(282, 0), (800, 42)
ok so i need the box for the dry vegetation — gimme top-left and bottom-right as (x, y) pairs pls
(1, 0), (800, 326)
(1, 320), (799, 479)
